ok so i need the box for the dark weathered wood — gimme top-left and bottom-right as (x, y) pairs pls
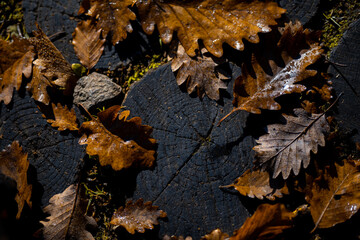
(122, 63), (254, 239)
(0, 91), (85, 205)
(22, 0), (159, 69)
(278, 0), (320, 25)
(328, 19), (360, 143)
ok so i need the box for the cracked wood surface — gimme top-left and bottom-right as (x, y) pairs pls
(122, 63), (255, 239)
(278, 0), (320, 25)
(328, 19), (360, 143)
(0, 91), (85, 205)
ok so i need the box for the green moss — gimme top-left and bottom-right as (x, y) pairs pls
(0, 0), (28, 39)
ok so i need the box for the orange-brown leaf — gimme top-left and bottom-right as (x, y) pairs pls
(0, 38), (34, 105)
(229, 169), (288, 200)
(41, 184), (96, 240)
(171, 43), (229, 100)
(230, 203), (294, 240)
(72, 19), (105, 70)
(254, 108), (329, 179)
(47, 103), (79, 131)
(110, 198), (167, 234)
(136, 0), (285, 57)
(29, 25), (78, 98)
(201, 229), (229, 240)
(79, 106), (156, 171)
(0, 141), (32, 219)
(26, 64), (53, 105)
(306, 159), (360, 231)
(80, 0), (136, 45)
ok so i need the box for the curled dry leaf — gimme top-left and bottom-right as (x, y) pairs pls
(254, 108), (330, 179)
(41, 184), (96, 240)
(26, 64), (53, 105)
(29, 25), (77, 101)
(228, 169), (288, 200)
(72, 19), (105, 70)
(79, 106), (156, 171)
(79, 0), (136, 45)
(171, 43), (229, 100)
(230, 203), (294, 240)
(110, 198), (167, 234)
(163, 236), (193, 240)
(306, 159), (360, 231)
(201, 229), (229, 240)
(47, 103), (79, 131)
(0, 141), (32, 219)
(0, 38), (34, 105)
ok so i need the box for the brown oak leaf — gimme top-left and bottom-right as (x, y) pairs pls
(171, 43), (229, 100)
(79, 0), (136, 45)
(47, 103), (79, 131)
(72, 19), (105, 70)
(29, 25), (78, 99)
(79, 106), (156, 171)
(230, 203), (294, 240)
(228, 169), (289, 200)
(306, 159), (360, 231)
(253, 108), (330, 179)
(110, 198), (167, 234)
(0, 141), (32, 219)
(0, 39), (34, 105)
(26, 64), (53, 105)
(41, 184), (96, 239)
(201, 229), (229, 240)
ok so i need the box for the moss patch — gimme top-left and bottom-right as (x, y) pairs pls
(0, 0), (27, 39)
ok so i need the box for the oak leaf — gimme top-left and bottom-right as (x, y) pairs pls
(136, 0), (285, 57)
(79, 0), (136, 45)
(72, 19), (105, 70)
(306, 159), (360, 231)
(228, 169), (289, 200)
(0, 39), (35, 105)
(79, 106), (156, 171)
(110, 198), (167, 234)
(230, 203), (294, 240)
(0, 141), (32, 219)
(171, 43), (229, 100)
(41, 184), (96, 240)
(29, 25), (78, 100)
(47, 103), (79, 131)
(26, 65), (53, 105)
(201, 229), (229, 240)
(253, 108), (329, 179)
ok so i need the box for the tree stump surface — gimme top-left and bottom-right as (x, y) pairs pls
(122, 63), (254, 239)
(328, 19), (360, 143)
(278, 0), (320, 25)
(0, 92), (85, 205)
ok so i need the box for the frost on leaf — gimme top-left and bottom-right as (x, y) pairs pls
(29, 25), (78, 100)
(78, 0), (136, 45)
(229, 169), (288, 200)
(136, 0), (285, 57)
(306, 159), (360, 231)
(171, 43), (229, 100)
(0, 141), (32, 219)
(230, 203), (294, 240)
(47, 103), (79, 131)
(0, 38), (34, 105)
(110, 198), (167, 234)
(72, 19), (105, 70)
(41, 184), (96, 240)
(254, 108), (329, 179)
(225, 21), (323, 118)
(79, 106), (156, 171)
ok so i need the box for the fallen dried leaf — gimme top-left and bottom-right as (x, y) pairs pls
(171, 43), (229, 100)
(306, 159), (360, 231)
(110, 198), (167, 234)
(79, 106), (156, 171)
(72, 19), (105, 70)
(201, 229), (229, 240)
(254, 108), (329, 179)
(47, 103), (79, 131)
(26, 64), (53, 105)
(41, 184), (96, 240)
(230, 203), (294, 240)
(0, 141), (32, 219)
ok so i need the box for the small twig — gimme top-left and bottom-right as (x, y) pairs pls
(79, 103), (94, 120)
